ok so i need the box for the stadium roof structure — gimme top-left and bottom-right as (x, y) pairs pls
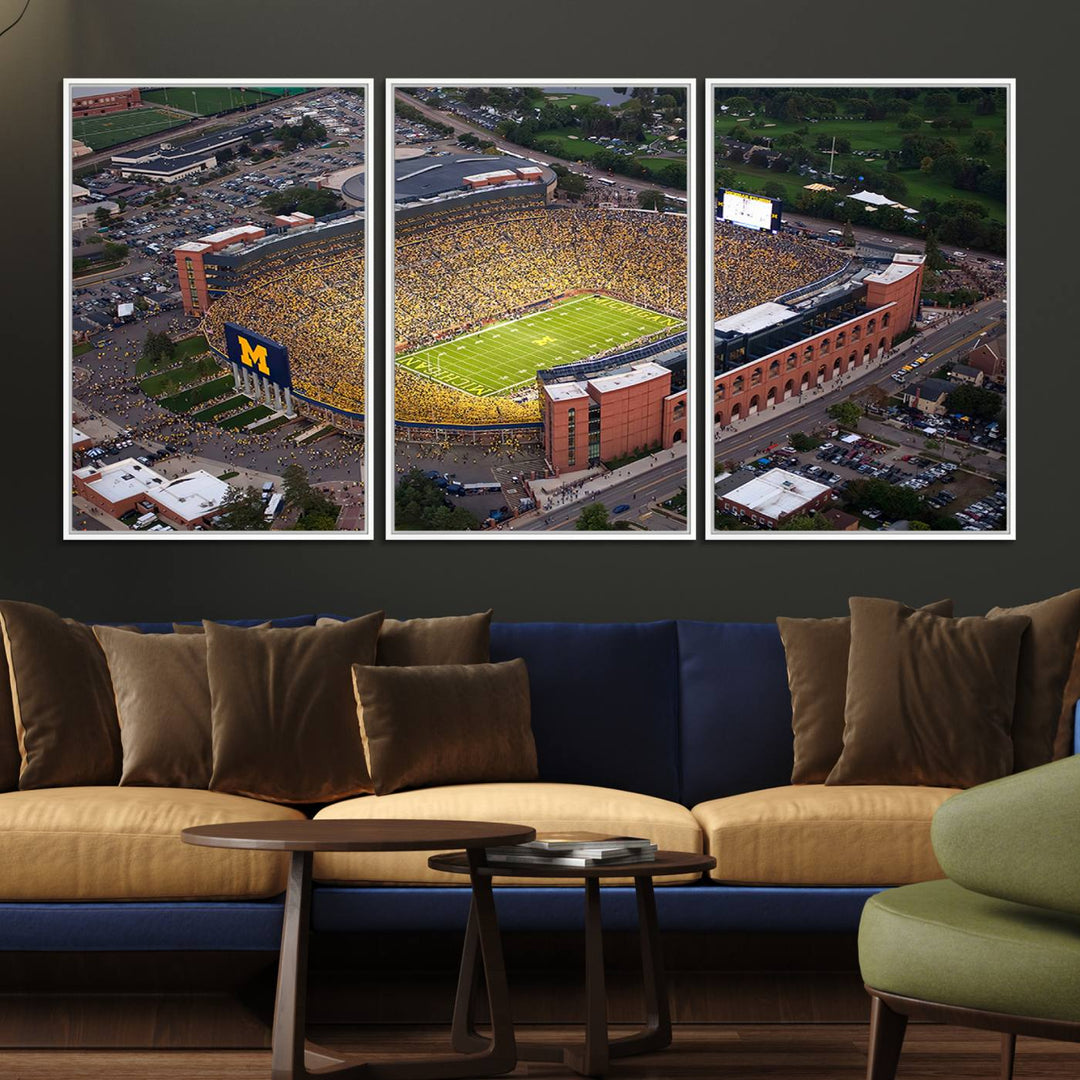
(864, 260), (921, 286)
(714, 301), (795, 336)
(393, 153), (555, 204)
(720, 468), (831, 523)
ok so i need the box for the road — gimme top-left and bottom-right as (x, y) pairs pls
(712, 300), (1007, 466)
(396, 91), (688, 199)
(512, 452), (688, 532)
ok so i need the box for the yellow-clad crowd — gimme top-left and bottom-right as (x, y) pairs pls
(714, 221), (845, 319)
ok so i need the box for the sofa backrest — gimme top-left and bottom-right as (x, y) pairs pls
(676, 621), (794, 807)
(124, 615), (317, 634)
(490, 620), (681, 802)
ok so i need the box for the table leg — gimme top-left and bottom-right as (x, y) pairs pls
(272, 849), (515, 1080)
(609, 876), (671, 1058)
(272, 850), (315, 1080)
(449, 898), (487, 1054)
(563, 877), (609, 1078)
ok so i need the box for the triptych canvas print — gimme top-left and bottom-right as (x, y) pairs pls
(64, 78), (1012, 540)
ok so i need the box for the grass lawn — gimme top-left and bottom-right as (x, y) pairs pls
(897, 170), (1006, 223)
(137, 334), (209, 377)
(140, 355), (220, 397)
(190, 395), (249, 422)
(73, 341), (92, 356)
(714, 161), (808, 204)
(220, 405), (273, 430)
(72, 108), (187, 149)
(397, 294), (683, 397)
(159, 374), (235, 412)
(140, 87), (274, 115)
(541, 92), (598, 108)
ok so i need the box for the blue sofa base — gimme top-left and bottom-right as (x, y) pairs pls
(0, 885), (881, 951)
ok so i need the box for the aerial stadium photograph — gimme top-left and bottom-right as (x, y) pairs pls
(706, 80), (1013, 539)
(386, 79), (695, 538)
(64, 79), (372, 538)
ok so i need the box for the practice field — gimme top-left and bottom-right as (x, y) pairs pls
(140, 87), (277, 115)
(396, 294), (683, 397)
(73, 108), (188, 149)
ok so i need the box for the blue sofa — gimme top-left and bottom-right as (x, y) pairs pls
(3, 616), (1075, 954)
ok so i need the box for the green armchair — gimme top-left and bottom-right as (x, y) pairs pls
(859, 754), (1080, 1080)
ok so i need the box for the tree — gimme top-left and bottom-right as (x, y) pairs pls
(909, 520), (931, 530)
(636, 189), (665, 212)
(141, 329), (175, 366)
(94, 206), (112, 227)
(555, 170), (586, 198)
(260, 186), (342, 218)
(923, 230), (947, 272)
(945, 384), (1003, 422)
(395, 471), (478, 531)
(575, 503), (611, 530)
(216, 486), (269, 530)
(841, 222), (856, 248)
(103, 241), (128, 261)
(789, 432), (821, 453)
(763, 181), (785, 200)
(282, 462), (341, 527)
(779, 513), (831, 531)
(827, 401), (863, 429)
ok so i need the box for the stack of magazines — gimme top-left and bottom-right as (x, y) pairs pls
(484, 832), (657, 868)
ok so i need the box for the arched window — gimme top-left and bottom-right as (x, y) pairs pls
(786, 352), (798, 370)
(836, 331), (846, 347)
(882, 312), (890, 328)
(768, 359), (780, 378)
(715, 382), (726, 400)
(867, 318), (877, 334)
(732, 375), (744, 394)
(820, 338), (831, 354)
(751, 367), (763, 387)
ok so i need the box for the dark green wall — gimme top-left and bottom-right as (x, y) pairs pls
(0, 0), (1071, 622)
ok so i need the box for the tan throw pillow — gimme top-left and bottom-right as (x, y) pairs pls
(827, 597), (1030, 788)
(0, 601), (121, 789)
(317, 611), (492, 666)
(207, 614), (384, 804)
(778, 599), (954, 784)
(987, 590), (1080, 772)
(1058, 640), (1080, 759)
(93, 626), (212, 788)
(173, 622), (271, 634)
(0, 647), (19, 792)
(352, 659), (536, 796)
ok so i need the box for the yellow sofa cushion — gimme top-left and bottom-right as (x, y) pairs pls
(313, 782), (703, 886)
(0, 787), (306, 900)
(693, 784), (959, 886)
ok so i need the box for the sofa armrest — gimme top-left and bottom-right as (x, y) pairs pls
(931, 756), (1080, 917)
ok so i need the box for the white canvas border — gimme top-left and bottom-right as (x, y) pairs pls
(62, 77), (375, 540)
(703, 77), (1016, 541)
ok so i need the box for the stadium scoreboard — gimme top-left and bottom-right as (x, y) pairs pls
(718, 188), (782, 233)
(224, 322), (292, 388)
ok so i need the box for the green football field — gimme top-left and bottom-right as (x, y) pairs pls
(396, 295), (684, 397)
(140, 87), (276, 115)
(73, 108), (188, 149)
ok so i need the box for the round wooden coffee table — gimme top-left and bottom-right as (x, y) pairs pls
(183, 819), (535, 1080)
(429, 849), (715, 1078)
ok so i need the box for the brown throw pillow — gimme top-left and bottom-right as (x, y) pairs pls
(207, 614), (384, 803)
(0, 647), (19, 792)
(173, 621), (271, 634)
(352, 659), (536, 796)
(1057, 640), (1080, 760)
(317, 611), (492, 666)
(93, 626), (212, 788)
(0, 600), (121, 789)
(827, 598), (1030, 788)
(778, 599), (954, 784)
(987, 590), (1080, 772)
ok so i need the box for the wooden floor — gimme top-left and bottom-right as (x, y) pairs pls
(3, 1024), (1080, 1079)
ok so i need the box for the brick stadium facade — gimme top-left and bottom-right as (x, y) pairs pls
(712, 255), (924, 425)
(542, 361), (686, 475)
(72, 88), (142, 118)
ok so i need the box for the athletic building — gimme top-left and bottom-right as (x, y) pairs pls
(542, 360), (687, 475)
(72, 88), (142, 118)
(73, 458), (231, 528)
(716, 468), (832, 528)
(712, 254), (925, 425)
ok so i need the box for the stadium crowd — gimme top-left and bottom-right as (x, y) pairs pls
(713, 221), (845, 318)
(202, 232), (366, 416)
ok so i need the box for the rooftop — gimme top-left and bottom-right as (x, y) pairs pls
(714, 301), (795, 336)
(394, 153), (554, 202)
(908, 377), (956, 400)
(721, 468), (831, 522)
(864, 262), (920, 285)
(587, 361), (670, 394)
(543, 382), (590, 402)
(75, 458), (231, 523)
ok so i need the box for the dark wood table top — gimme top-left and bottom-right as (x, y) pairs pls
(428, 849), (715, 879)
(181, 819), (536, 852)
